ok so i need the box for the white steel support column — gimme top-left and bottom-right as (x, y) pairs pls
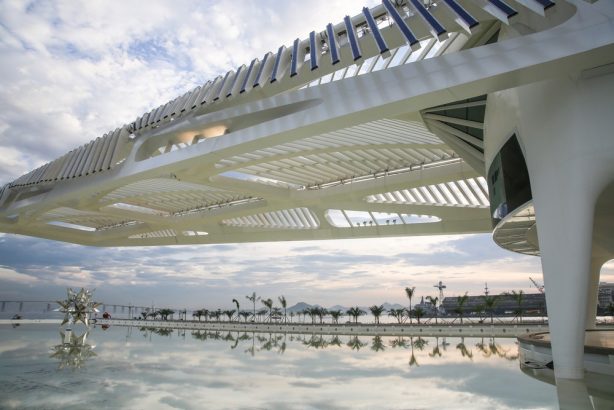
(519, 73), (614, 380)
(486, 69), (614, 380)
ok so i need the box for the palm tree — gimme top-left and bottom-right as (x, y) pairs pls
(346, 307), (366, 324)
(413, 307), (425, 324)
(192, 309), (204, 321)
(223, 309), (234, 322)
(405, 286), (416, 324)
(369, 305), (385, 325)
(329, 310), (343, 324)
(289, 311), (295, 323)
(278, 296), (287, 323)
(261, 298), (273, 322)
(257, 308), (268, 322)
(474, 304), (486, 323)
(239, 311), (252, 322)
(388, 308), (405, 324)
(232, 299), (240, 321)
(315, 307), (328, 324)
(505, 290), (524, 323)
(454, 293), (469, 325)
(483, 295), (498, 324)
(426, 296), (439, 324)
(303, 308), (311, 324)
(158, 308), (175, 320)
(246, 292), (260, 322)
(271, 307), (283, 321)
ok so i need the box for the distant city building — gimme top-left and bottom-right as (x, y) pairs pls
(441, 293), (546, 315)
(598, 282), (614, 308)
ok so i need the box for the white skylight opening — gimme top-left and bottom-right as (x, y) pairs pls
(182, 231), (208, 236)
(325, 210), (441, 228)
(47, 221), (96, 232)
(107, 203), (169, 216)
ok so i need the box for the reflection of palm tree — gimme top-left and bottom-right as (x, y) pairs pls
(369, 305), (385, 324)
(412, 336), (428, 351)
(371, 335), (386, 352)
(456, 337), (473, 359)
(347, 336), (367, 351)
(475, 337), (491, 357)
(389, 336), (409, 349)
(304, 334), (328, 349)
(429, 336), (442, 358)
(191, 330), (208, 341)
(245, 332), (256, 356)
(329, 335), (343, 347)
(408, 337), (419, 367)
(405, 286), (416, 324)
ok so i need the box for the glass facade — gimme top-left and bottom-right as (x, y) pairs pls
(487, 134), (533, 227)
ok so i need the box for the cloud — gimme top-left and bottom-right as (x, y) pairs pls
(0, 266), (39, 284)
(0, 0), (378, 183)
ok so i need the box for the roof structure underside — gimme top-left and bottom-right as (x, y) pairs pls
(0, 0), (604, 247)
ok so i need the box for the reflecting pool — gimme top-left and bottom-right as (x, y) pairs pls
(0, 324), (558, 409)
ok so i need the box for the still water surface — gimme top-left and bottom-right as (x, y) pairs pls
(0, 324), (557, 409)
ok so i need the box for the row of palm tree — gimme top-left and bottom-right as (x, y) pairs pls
(140, 308), (175, 320)
(145, 287), (531, 325)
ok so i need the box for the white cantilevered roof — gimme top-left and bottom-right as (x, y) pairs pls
(1, 0), (607, 248)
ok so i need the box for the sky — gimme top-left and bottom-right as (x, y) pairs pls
(0, 0), (612, 311)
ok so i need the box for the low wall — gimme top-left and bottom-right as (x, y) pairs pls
(99, 318), (548, 337)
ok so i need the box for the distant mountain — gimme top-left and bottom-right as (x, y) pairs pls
(382, 302), (405, 311)
(287, 302), (321, 313)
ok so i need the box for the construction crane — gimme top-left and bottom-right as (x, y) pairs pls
(434, 281), (446, 303)
(530, 277), (545, 294)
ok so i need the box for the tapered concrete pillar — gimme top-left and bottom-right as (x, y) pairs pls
(486, 68), (614, 380)
(516, 73), (614, 379)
